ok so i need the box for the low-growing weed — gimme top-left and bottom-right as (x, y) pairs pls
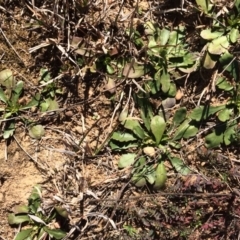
(8, 185), (67, 240)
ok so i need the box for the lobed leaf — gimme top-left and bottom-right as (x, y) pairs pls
(217, 108), (232, 122)
(3, 122), (15, 139)
(14, 228), (33, 240)
(124, 119), (146, 139)
(203, 51), (218, 69)
(190, 105), (226, 121)
(0, 87), (8, 103)
(216, 77), (233, 91)
(131, 173), (146, 187)
(8, 214), (30, 225)
(111, 132), (137, 142)
(169, 156), (190, 175)
(205, 131), (224, 148)
(0, 69), (15, 89)
(43, 227), (66, 239)
(11, 81), (24, 105)
(173, 107), (187, 126)
(224, 122), (237, 146)
(158, 28), (170, 45)
(118, 153), (136, 168)
(122, 63), (147, 78)
(229, 28), (239, 43)
(208, 36), (229, 55)
(196, 0), (213, 13)
(109, 141), (139, 150)
(173, 120), (198, 140)
(200, 29), (223, 40)
(29, 125), (45, 140)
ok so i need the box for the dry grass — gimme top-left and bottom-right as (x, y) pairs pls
(0, 0), (240, 239)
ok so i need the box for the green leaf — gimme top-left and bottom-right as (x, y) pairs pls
(145, 172), (155, 184)
(179, 64), (198, 73)
(0, 87), (8, 103)
(106, 64), (115, 75)
(0, 69), (15, 89)
(111, 132), (137, 142)
(55, 206), (68, 218)
(229, 28), (239, 43)
(14, 228), (33, 240)
(160, 71), (171, 93)
(235, 0), (240, 13)
(190, 105), (226, 121)
(106, 77), (116, 93)
(148, 36), (161, 54)
(219, 52), (239, 81)
(118, 153), (136, 168)
(28, 214), (46, 225)
(22, 93), (41, 109)
(134, 156), (146, 169)
(43, 227), (66, 239)
(14, 205), (29, 214)
(131, 173), (146, 187)
(8, 213), (30, 225)
(205, 132), (223, 148)
(39, 68), (51, 82)
(169, 52), (197, 68)
(168, 27), (184, 47)
(169, 156), (190, 175)
(159, 28), (170, 45)
(216, 77), (233, 91)
(168, 83), (177, 97)
(153, 162), (167, 190)
(133, 92), (153, 131)
(28, 125), (45, 139)
(3, 122), (15, 139)
(173, 107), (187, 125)
(168, 141), (182, 149)
(205, 125), (226, 148)
(40, 101), (49, 112)
(200, 29), (223, 40)
(3, 111), (13, 119)
(196, 0), (213, 13)
(224, 122), (237, 145)
(119, 108), (128, 123)
(109, 141), (138, 150)
(11, 81), (24, 105)
(144, 21), (156, 35)
(29, 185), (41, 201)
(217, 108), (232, 122)
(203, 51), (218, 69)
(124, 119), (146, 139)
(208, 36), (229, 55)
(182, 124), (198, 139)
(173, 120), (198, 140)
(47, 98), (59, 111)
(150, 115), (166, 144)
(122, 63), (148, 78)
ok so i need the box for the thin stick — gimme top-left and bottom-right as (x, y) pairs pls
(0, 27), (25, 64)
(13, 135), (49, 174)
(89, 192), (232, 203)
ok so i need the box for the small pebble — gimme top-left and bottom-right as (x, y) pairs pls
(65, 111), (73, 117)
(175, 89), (183, 100)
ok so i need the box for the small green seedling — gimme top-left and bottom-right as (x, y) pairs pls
(0, 69), (40, 139)
(8, 185), (67, 240)
(39, 68), (60, 112)
(110, 92), (190, 189)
